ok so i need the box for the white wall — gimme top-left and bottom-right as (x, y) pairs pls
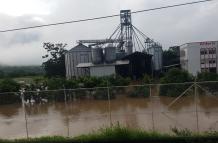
(186, 43), (200, 76)
(180, 41), (218, 76)
(90, 66), (115, 77)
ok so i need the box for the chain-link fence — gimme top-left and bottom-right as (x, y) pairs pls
(1, 81), (218, 139)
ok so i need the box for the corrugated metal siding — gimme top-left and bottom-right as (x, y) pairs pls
(65, 44), (92, 79)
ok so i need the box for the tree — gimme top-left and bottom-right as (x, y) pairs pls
(42, 43), (67, 77)
(160, 68), (194, 97)
(163, 46), (180, 66)
(0, 79), (20, 92)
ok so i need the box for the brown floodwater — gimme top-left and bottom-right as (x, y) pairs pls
(0, 93), (218, 139)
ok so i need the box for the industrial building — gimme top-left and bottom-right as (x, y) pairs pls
(65, 10), (162, 79)
(65, 44), (91, 79)
(180, 41), (218, 75)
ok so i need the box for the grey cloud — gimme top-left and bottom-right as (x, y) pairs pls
(0, 0), (218, 65)
(9, 32), (40, 45)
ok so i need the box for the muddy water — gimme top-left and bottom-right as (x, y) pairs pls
(0, 95), (218, 139)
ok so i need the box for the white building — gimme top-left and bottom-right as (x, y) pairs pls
(180, 41), (218, 76)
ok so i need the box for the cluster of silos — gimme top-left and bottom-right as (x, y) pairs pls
(91, 45), (117, 64)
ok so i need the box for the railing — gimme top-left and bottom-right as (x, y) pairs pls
(0, 81), (218, 139)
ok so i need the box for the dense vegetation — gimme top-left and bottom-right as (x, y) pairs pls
(1, 66), (218, 104)
(163, 46), (180, 66)
(1, 126), (218, 143)
(197, 72), (218, 93)
(160, 68), (194, 97)
(42, 43), (66, 77)
(0, 79), (21, 104)
(0, 75), (132, 104)
(0, 66), (44, 78)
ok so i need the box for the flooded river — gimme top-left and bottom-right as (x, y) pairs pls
(0, 94), (218, 139)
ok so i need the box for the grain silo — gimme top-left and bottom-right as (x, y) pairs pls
(147, 43), (163, 72)
(104, 45), (116, 63)
(91, 46), (103, 64)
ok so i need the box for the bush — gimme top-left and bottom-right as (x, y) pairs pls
(0, 79), (20, 92)
(128, 86), (149, 98)
(143, 74), (152, 84)
(197, 72), (218, 93)
(160, 68), (194, 97)
(0, 79), (21, 104)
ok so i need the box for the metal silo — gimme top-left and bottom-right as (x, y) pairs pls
(126, 40), (133, 55)
(147, 43), (163, 71)
(105, 46), (116, 63)
(92, 46), (103, 64)
(116, 51), (126, 60)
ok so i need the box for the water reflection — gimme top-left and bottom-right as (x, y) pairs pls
(0, 94), (218, 139)
(0, 104), (21, 118)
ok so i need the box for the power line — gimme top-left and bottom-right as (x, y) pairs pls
(0, 0), (214, 33)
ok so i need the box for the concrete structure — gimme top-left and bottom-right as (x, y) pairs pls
(65, 44), (91, 79)
(180, 41), (218, 75)
(77, 60), (129, 77)
(90, 66), (115, 77)
(147, 44), (163, 71)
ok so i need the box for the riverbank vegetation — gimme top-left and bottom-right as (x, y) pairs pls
(0, 66), (44, 78)
(1, 68), (218, 104)
(1, 125), (218, 143)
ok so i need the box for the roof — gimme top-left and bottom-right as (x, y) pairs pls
(77, 60), (129, 68)
(68, 43), (91, 53)
(122, 52), (152, 60)
(179, 40), (218, 47)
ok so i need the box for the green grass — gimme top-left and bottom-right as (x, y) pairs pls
(1, 125), (218, 143)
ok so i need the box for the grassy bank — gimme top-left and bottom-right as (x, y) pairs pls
(1, 126), (218, 143)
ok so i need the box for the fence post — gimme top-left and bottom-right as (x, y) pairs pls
(194, 79), (199, 132)
(107, 81), (112, 127)
(20, 89), (29, 138)
(63, 85), (70, 136)
(150, 85), (155, 131)
(63, 85), (67, 103)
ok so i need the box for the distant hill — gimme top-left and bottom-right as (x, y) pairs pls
(0, 65), (44, 78)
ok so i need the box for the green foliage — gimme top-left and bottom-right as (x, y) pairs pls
(129, 86), (149, 98)
(74, 124), (166, 142)
(42, 43), (67, 78)
(197, 72), (218, 93)
(0, 79), (20, 92)
(108, 75), (131, 86)
(46, 78), (65, 90)
(0, 66), (44, 78)
(0, 79), (21, 104)
(160, 68), (194, 97)
(197, 72), (218, 81)
(143, 74), (152, 84)
(1, 126), (218, 143)
(163, 46), (180, 66)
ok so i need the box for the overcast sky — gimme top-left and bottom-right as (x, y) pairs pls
(0, 0), (217, 65)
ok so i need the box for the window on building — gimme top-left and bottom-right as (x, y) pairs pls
(200, 49), (205, 55)
(209, 49), (216, 54)
(209, 59), (216, 64)
(209, 67), (216, 73)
